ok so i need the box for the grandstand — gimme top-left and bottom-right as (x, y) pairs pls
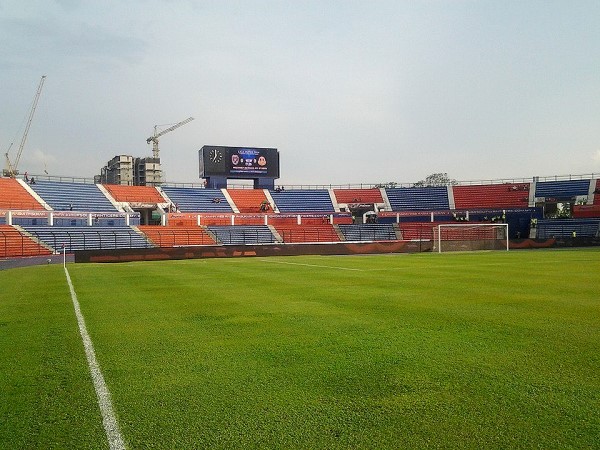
(0, 173), (599, 260)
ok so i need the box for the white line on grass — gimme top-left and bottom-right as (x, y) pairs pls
(259, 259), (364, 271)
(64, 266), (126, 450)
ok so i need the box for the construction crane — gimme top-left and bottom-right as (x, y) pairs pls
(146, 116), (194, 159)
(4, 75), (46, 177)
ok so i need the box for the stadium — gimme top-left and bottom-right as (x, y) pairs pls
(1, 149), (599, 449)
(1, 151), (600, 262)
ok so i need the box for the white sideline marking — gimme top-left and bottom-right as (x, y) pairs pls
(64, 267), (126, 450)
(259, 259), (364, 271)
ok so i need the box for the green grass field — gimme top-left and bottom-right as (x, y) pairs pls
(1, 249), (599, 449)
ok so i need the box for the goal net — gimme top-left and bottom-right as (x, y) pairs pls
(433, 223), (509, 253)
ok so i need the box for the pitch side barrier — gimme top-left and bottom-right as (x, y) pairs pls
(74, 240), (429, 263)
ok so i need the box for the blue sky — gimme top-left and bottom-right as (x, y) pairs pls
(1, 0), (599, 185)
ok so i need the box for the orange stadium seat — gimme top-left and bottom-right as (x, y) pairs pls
(227, 189), (270, 213)
(0, 178), (45, 210)
(0, 225), (52, 257)
(137, 225), (216, 247)
(453, 183), (530, 209)
(333, 188), (383, 204)
(103, 184), (166, 203)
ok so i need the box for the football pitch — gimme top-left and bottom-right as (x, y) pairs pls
(1, 249), (599, 449)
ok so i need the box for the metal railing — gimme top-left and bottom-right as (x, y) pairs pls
(148, 229), (215, 247)
(0, 230), (51, 258)
(17, 172), (598, 190)
(29, 230), (152, 252)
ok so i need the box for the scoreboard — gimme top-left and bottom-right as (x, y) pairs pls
(199, 146), (280, 179)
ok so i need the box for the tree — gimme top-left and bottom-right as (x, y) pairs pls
(374, 182), (398, 188)
(413, 172), (457, 187)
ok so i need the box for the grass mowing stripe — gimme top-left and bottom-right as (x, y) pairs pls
(64, 266), (126, 450)
(259, 258), (364, 271)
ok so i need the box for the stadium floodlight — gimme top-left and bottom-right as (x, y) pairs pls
(434, 223), (509, 253)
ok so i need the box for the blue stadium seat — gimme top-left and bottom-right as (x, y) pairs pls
(269, 190), (334, 213)
(338, 224), (398, 241)
(386, 187), (450, 211)
(161, 187), (232, 212)
(29, 180), (118, 212)
(207, 225), (277, 245)
(535, 180), (590, 199)
(22, 226), (153, 252)
(536, 218), (600, 238)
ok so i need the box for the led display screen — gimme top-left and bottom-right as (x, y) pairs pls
(200, 146), (279, 179)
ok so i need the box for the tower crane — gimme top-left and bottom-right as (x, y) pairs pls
(4, 75), (46, 177)
(146, 116), (194, 159)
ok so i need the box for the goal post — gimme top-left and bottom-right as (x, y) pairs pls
(434, 223), (509, 253)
